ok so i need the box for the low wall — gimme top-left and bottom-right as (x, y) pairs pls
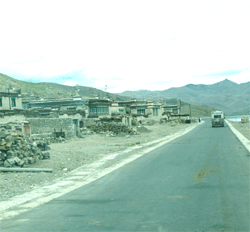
(26, 118), (75, 139)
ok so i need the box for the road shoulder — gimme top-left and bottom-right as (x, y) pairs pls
(226, 120), (250, 153)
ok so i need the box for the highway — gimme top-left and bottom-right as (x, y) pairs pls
(0, 119), (249, 231)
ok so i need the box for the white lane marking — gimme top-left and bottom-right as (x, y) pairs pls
(226, 120), (250, 153)
(0, 122), (202, 221)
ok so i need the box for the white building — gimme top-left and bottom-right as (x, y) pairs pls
(0, 90), (22, 110)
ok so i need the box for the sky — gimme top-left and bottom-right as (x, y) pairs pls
(0, 0), (249, 93)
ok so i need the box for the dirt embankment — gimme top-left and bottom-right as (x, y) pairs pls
(0, 122), (192, 202)
(229, 121), (250, 140)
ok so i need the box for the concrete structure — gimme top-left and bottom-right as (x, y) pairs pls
(0, 89), (22, 110)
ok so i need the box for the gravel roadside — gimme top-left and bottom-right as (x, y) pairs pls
(229, 121), (250, 140)
(0, 122), (192, 202)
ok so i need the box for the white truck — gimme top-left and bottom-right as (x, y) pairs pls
(211, 111), (224, 127)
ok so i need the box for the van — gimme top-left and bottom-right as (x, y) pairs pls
(211, 111), (224, 127)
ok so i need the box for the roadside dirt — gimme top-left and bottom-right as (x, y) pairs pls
(0, 122), (193, 202)
(229, 121), (250, 140)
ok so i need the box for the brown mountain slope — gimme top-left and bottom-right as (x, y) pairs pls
(119, 79), (250, 115)
(0, 73), (129, 100)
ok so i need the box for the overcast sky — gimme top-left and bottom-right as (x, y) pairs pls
(0, 0), (249, 93)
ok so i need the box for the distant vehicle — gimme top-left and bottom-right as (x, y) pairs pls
(211, 111), (224, 127)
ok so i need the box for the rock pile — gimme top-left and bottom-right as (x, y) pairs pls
(86, 122), (139, 135)
(0, 128), (50, 168)
(34, 137), (66, 144)
(140, 119), (156, 126)
(241, 116), (249, 123)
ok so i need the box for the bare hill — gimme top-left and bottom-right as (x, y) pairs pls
(0, 73), (128, 101)
(0, 73), (223, 116)
(119, 79), (250, 115)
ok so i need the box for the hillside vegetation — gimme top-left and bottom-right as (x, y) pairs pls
(0, 73), (71, 98)
(0, 73), (128, 101)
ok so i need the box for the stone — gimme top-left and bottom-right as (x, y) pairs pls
(7, 150), (14, 156)
(0, 123), (52, 167)
(4, 125), (12, 130)
(5, 135), (13, 143)
(0, 131), (9, 138)
(33, 156), (39, 163)
(23, 158), (28, 165)
(27, 157), (34, 164)
(5, 142), (13, 148)
(0, 146), (7, 151)
(17, 160), (24, 166)
(0, 139), (6, 146)
(13, 157), (21, 164)
(7, 158), (16, 166)
(4, 160), (12, 167)
(42, 151), (50, 159)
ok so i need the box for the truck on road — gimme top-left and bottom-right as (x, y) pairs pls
(211, 111), (224, 127)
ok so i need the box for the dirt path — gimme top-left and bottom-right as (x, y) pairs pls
(0, 122), (192, 202)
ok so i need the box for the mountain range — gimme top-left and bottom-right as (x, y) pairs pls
(118, 79), (250, 115)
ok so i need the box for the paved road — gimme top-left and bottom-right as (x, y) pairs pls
(1, 119), (249, 231)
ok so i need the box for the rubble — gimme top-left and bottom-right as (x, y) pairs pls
(241, 116), (249, 123)
(0, 127), (50, 168)
(140, 119), (156, 126)
(86, 122), (139, 136)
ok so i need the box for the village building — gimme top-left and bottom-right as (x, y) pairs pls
(162, 105), (180, 115)
(129, 100), (164, 122)
(22, 97), (86, 111)
(86, 99), (111, 118)
(0, 89), (22, 110)
(109, 102), (126, 115)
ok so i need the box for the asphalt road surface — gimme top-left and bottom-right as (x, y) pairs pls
(1, 119), (249, 231)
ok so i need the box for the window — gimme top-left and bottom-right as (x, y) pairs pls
(90, 107), (109, 114)
(11, 98), (16, 107)
(173, 109), (178, 114)
(153, 108), (158, 116)
(67, 107), (76, 111)
(214, 115), (221, 118)
(137, 109), (145, 115)
(0, 97), (2, 107)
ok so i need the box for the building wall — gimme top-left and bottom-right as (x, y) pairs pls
(87, 106), (110, 117)
(122, 116), (132, 126)
(148, 108), (164, 121)
(0, 115), (25, 123)
(109, 106), (126, 115)
(27, 118), (76, 138)
(0, 96), (22, 110)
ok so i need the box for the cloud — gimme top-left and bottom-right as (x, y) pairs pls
(198, 69), (246, 78)
(0, 0), (249, 92)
